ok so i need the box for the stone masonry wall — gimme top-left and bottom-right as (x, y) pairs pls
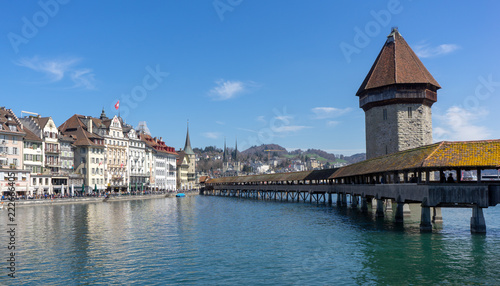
(366, 103), (432, 159)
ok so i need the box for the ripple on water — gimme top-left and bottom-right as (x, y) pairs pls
(1, 196), (500, 285)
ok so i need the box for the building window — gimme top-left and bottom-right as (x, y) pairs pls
(408, 107), (412, 118)
(383, 109), (387, 120)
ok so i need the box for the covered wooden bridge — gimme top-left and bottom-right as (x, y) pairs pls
(204, 140), (500, 233)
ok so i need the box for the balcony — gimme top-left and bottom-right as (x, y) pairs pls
(46, 161), (61, 167)
(45, 149), (60, 154)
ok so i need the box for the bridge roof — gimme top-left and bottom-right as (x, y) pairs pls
(208, 168), (338, 184)
(330, 140), (500, 179)
(207, 140), (500, 184)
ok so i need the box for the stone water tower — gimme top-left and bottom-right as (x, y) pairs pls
(357, 28), (441, 159)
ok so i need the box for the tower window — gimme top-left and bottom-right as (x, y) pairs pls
(408, 107), (412, 118)
(383, 109), (387, 120)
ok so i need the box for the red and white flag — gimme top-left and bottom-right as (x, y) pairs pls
(115, 100), (120, 110)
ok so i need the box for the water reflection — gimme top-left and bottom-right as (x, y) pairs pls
(0, 196), (499, 285)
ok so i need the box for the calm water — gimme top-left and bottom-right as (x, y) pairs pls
(1, 196), (500, 285)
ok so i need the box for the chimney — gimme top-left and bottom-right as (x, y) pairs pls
(86, 116), (93, 133)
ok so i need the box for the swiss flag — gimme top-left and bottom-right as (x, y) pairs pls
(115, 100), (120, 110)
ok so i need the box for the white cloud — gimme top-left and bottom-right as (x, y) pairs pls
(256, 115), (266, 123)
(202, 132), (221, 139)
(326, 120), (339, 127)
(273, 125), (310, 133)
(414, 43), (460, 58)
(209, 79), (245, 100)
(71, 68), (96, 89)
(311, 107), (351, 119)
(215, 121), (225, 125)
(433, 106), (492, 141)
(237, 127), (258, 133)
(15, 56), (96, 89)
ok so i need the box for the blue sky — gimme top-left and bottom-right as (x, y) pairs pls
(1, 0), (499, 155)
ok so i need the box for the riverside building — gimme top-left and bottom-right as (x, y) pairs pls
(0, 107), (30, 196)
(140, 133), (177, 191)
(177, 124), (196, 190)
(59, 114), (106, 193)
(124, 127), (148, 191)
(96, 113), (130, 193)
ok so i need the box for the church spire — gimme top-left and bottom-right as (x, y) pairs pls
(184, 120), (195, 155)
(233, 138), (238, 161)
(223, 137), (228, 163)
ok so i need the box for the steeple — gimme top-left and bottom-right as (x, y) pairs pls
(233, 138), (238, 161)
(223, 137), (227, 162)
(184, 121), (195, 155)
(100, 107), (108, 120)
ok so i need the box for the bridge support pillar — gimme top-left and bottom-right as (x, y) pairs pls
(327, 192), (332, 205)
(376, 199), (384, 217)
(336, 193), (341, 205)
(395, 202), (404, 223)
(351, 195), (358, 208)
(403, 204), (411, 216)
(341, 193), (347, 206)
(420, 199), (432, 232)
(360, 196), (368, 212)
(471, 206), (486, 234)
(432, 207), (443, 223)
(385, 199), (393, 212)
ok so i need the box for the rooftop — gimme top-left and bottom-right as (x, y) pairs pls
(356, 28), (441, 96)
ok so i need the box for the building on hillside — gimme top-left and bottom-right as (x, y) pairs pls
(306, 158), (321, 170)
(222, 138), (241, 173)
(0, 107), (29, 197)
(357, 27), (441, 159)
(59, 114), (106, 194)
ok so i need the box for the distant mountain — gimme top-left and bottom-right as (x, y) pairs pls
(241, 144), (287, 156)
(303, 149), (337, 161)
(343, 153), (366, 164)
(240, 144), (366, 165)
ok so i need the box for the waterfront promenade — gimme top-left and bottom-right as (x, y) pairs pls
(5, 190), (199, 207)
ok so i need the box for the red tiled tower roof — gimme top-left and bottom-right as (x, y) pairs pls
(356, 28), (441, 96)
